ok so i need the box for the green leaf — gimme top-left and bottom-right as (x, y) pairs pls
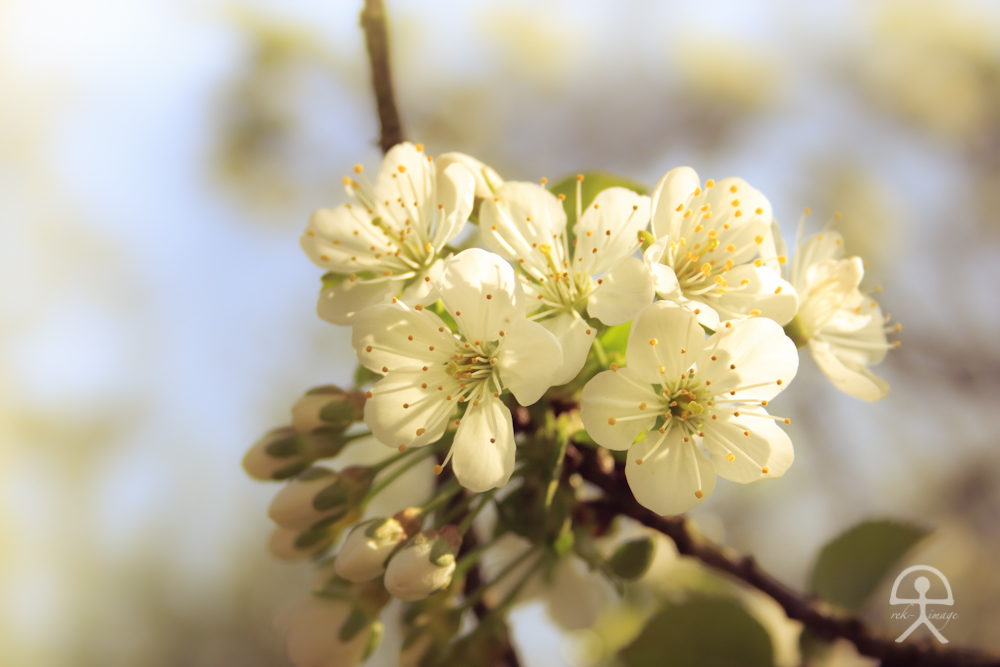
(353, 364), (383, 388)
(549, 171), (649, 224)
(620, 598), (773, 667)
(809, 519), (929, 612)
(609, 537), (656, 580)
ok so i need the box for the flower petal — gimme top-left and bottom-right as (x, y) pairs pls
(809, 339), (890, 401)
(698, 317), (799, 402)
(625, 430), (716, 515)
(573, 188), (651, 276)
(364, 369), (454, 449)
(650, 166), (701, 239)
(538, 310), (596, 386)
(580, 367), (660, 451)
(431, 161), (475, 251)
(790, 231), (846, 287)
(704, 415), (794, 483)
(352, 304), (456, 371)
(712, 264), (799, 325)
(626, 301), (705, 384)
(301, 205), (390, 274)
(497, 317), (563, 405)
(317, 277), (394, 326)
(643, 238), (681, 298)
(480, 182), (567, 275)
(374, 142), (433, 211)
(437, 248), (525, 343)
(398, 259), (445, 306)
(436, 152), (503, 199)
(587, 256), (655, 326)
(451, 397), (516, 492)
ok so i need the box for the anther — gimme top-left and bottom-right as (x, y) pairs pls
(694, 490), (704, 499)
(608, 417), (617, 425)
(365, 391), (373, 399)
(649, 338), (658, 346)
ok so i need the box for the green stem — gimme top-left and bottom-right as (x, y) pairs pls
(458, 489), (497, 534)
(418, 477), (463, 518)
(364, 445), (441, 502)
(458, 544), (539, 612)
(592, 337), (609, 367)
(485, 551), (549, 620)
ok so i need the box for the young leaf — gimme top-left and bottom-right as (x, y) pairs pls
(809, 519), (929, 612)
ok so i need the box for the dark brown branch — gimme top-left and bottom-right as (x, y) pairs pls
(360, 0), (405, 154)
(566, 444), (1000, 667)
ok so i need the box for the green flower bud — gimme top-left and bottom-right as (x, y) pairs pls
(268, 524), (336, 562)
(242, 427), (309, 481)
(269, 467), (348, 531)
(293, 386), (363, 434)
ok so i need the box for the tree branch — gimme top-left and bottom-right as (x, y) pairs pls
(360, 0), (405, 154)
(565, 443), (1000, 667)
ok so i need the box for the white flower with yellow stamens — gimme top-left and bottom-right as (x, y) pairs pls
(480, 177), (654, 385)
(782, 224), (897, 401)
(580, 301), (799, 515)
(643, 167), (798, 330)
(352, 248), (562, 492)
(301, 142), (476, 325)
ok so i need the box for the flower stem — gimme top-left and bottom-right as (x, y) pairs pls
(592, 337), (609, 367)
(458, 544), (539, 613)
(364, 444), (442, 502)
(458, 489), (498, 534)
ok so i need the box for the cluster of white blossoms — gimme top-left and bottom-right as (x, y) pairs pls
(248, 142), (899, 667)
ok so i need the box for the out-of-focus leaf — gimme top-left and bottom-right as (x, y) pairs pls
(549, 171), (649, 222)
(609, 537), (656, 580)
(620, 598), (773, 667)
(353, 364), (382, 388)
(809, 519), (929, 612)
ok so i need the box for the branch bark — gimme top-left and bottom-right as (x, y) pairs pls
(565, 443), (1000, 667)
(360, 0), (405, 154)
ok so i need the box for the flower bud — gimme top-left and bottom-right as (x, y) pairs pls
(268, 467), (347, 531)
(268, 525), (335, 562)
(399, 607), (462, 667)
(334, 508), (422, 583)
(292, 385), (363, 434)
(242, 427), (309, 481)
(274, 597), (379, 667)
(435, 152), (503, 200)
(384, 525), (461, 602)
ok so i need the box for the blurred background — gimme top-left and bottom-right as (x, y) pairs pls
(2, 0), (1000, 665)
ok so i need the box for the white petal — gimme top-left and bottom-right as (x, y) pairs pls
(436, 152), (503, 199)
(363, 369), (454, 449)
(538, 311), (596, 386)
(546, 556), (614, 631)
(479, 181), (567, 275)
(790, 231), (846, 288)
(317, 277), (394, 326)
(712, 264), (799, 325)
(580, 367), (659, 451)
(352, 304), (455, 371)
(431, 162), (475, 250)
(700, 177), (773, 265)
(822, 295), (888, 364)
(626, 301), (705, 384)
(451, 398), (516, 492)
(301, 206), (390, 274)
(587, 257), (655, 326)
(625, 430), (716, 515)
(374, 142), (433, 213)
(650, 166), (701, 239)
(497, 317), (563, 405)
(758, 219), (788, 276)
(643, 236), (681, 298)
(703, 415), (794, 483)
(698, 317), (799, 402)
(809, 339), (890, 401)
(573, 188), (651, 275)
(398, 259), (444, 306)
(437, 249), (525, 343)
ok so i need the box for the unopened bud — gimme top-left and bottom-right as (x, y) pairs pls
(269, 467), (347, 531)
(312, 465), (376, 514)
(243, 427), (308, 480)
(435, 152), (503, 199)
(399, 607), (462, 667)
(292, 386), (362, 434)
(384, 526), (461, 601)
(274, 597), (378, 667)
(334, 517), (409, 583)
(268, 524), (335, 562)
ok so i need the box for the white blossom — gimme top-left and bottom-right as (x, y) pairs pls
(480, 180), (654, 384)
(352, 248), (562, 492)
(384, 526), (461, 602)
(644, 167), (798, 330)
(301, 142), (475, 325)
(784, 227), (897, 401)
(581, 301), (799, 515)
(274, 597), (375, 667)
(334, 515), (412, 583)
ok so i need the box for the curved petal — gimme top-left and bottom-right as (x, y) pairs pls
(650, 166), (701, 239)
(681, 297), (721, 331)
(626, 301), (705, 384)
(587, 257), (655, 326)
(352, 303), (455, 371)
(374, 142), (433, 211)
(497, 318), (563, 405)
(546, 556), (614, 631)
(398, 258), (444, 306)
(479, 181), (567, 275)
(580, 367), (659, 451)
(363, 369), (454, 449)
(432, 162), (475, 250)
(317, 277), (394, 326)
(573, 188), (651, 275)
(643, 238), (681, 298)
(712, 264), (799, 325)
(451, 398), (516, 492)
(625, 430), (716, 515)
(437, 249), (525, 343)
(758, 219), (788, 277)
(790, 231), (846, 288)
(301, 206), (391, 274)
(538, 310), (596, 386)
(698, 317), (799, 402)
(809, 339), (890, 401)
(703, 415), (794, 483)
(436, 152), (503, 199)
(797, 257), (865, 331)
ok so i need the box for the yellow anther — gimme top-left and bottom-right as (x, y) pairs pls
(694, 224), (704, 233)
(732, 199), (740, 207)
(539, 243), (552, 254)
(755, 207), (763, 215)
(755, 235), (764, 244)
(576, 174), (584, 181)
(608, 417), (617, 425)
(804, 207), (811, 215)
(741, 279), (750, 286)
(726, 244), (736, 252)
(777, 255), (787, 264)
(353, 164), (363, 173)
(342, 176), (351, 185)
(540, 177), (548, 184)
(750, 309), (761, 316)
(706, 179), (715, 188)
(398, 165), (407, 173)
(694, 490), (704, 499)
(649, 338), (658, 346)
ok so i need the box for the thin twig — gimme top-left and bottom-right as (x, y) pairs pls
(359, 0), (404, 154)
(566, 443), (1000, 667)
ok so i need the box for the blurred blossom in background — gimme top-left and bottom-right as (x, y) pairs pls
(2, 0), (1000, 665)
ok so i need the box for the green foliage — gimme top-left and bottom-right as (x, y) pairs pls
(809, 519), (929, 611)
(620, 598), (774, 667)
(353, 364), (383, 388)
(609, 537), (656, 580)
(548, 171), (649, 224)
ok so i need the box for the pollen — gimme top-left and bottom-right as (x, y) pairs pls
(636, 459), (643, 465)
(732, 200), (740, 207)
(675, 204), (684, 212)
(649, 338), (658, 346)
(577, 174), (584, 181)
(750, 309), (761, 316)
(365, 391), (373, 399)
(486, 294), (492, 300)
(694, 490), (704, 499)
(415, 304), (424, 311)
(558, 194), (566, 201)
(397, 165), (406, 173)
(727, 453), (735, 462)
(804, 207), (811, 215)
(433, 465), (443, 475)
(353, 164), (363, 173)
(540, 177), (548, 184)
(726, 244), (736, 252)
(706, 179), (715, 188)
(762, 466), (769, 474)
(398, 445), (407, 452)
(774, 286), (782, 294)
(610, 363), (618, 372)
(608, 417), (617, 425)
(777, 255), (787, 264)
(755, 235), (764, 244)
